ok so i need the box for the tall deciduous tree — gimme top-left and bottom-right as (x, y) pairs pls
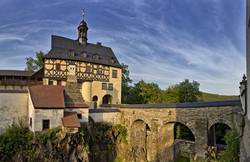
(25, 51), (44, 72)
(121, 63), (132, 103)
(176, 79), (201, 103)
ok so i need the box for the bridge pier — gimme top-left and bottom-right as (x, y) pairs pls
(157, 123), (175, 162)
(194, 118), (208, 159)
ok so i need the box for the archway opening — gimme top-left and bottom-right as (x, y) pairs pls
(92, 96), (98, 101)
(92, 96), (98, 109)
(102, 94), (112, 104)
(130, 119), (150, 162)
(174, 122), (195, 141)
(208, 123), (231, 149)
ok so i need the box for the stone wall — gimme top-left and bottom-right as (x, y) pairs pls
(240, 117), (250, 162)
(89, 109), (121, 124)
(99, 103), (241, 162)
(0, 92), (28, 133)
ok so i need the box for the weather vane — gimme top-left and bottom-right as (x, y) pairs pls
(82, 9), (85, 19)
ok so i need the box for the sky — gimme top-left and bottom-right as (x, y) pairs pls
(0, 0), (246, 95)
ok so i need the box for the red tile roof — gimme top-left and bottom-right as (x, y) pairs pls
(29, 85), (65, 109)
(62, 112), (80, 128)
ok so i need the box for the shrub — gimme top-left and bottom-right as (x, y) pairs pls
(0, 121), (33, 161)
(218, 130), (239, 162)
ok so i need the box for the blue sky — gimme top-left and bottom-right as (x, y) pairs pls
(0, 0), (246, 95)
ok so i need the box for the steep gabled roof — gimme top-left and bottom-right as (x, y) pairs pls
(0, 70), (33, 76)
(29, 85), (65, 109)
(44, 35), (122, 68)
(62, 112), (80, 128)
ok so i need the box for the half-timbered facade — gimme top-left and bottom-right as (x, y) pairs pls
(43, 18), (122, 107)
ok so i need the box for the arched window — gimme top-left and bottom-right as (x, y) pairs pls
(92, 96), (98, 102)
(92, 96), (98, 109)
(102, 94), (112, 104)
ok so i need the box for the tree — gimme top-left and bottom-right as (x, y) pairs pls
(163, 79), (201, 103)
(134, 80), (163, 104)
(25, 51), (45, 72)
(176, 79), (201, 103)
(121, 63), (132, 103)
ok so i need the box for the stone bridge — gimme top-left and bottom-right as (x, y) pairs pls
(90, 100), (242, 162)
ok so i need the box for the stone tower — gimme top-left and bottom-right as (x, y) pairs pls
(77, 19), (88, 45)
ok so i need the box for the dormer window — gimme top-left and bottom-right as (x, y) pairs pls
(111, 57), (115, 63)
(69, 50), (75, 57)
(93, 54), (99, 60)
(82, 52), (88, 58)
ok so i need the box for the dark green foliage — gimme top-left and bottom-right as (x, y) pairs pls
(175, 156), (190, 162)
(25, 51), (44, 72)
(218, 130), (239, 162)
(121, 63), (132, 104)
(35, 127), (60, 144)
(0, 121), (33, 161)
(174, 123), (195, 141)
(175, 79), (201, 103)
(0, 122), (90, 162)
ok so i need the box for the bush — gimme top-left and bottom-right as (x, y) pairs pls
(218, 130), (239, 162)
(0, 121), (33, 161)
(35, 127), (60, 144)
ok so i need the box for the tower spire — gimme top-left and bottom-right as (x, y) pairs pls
(78, 9), (88, 45)
(82, 9), (85, 20)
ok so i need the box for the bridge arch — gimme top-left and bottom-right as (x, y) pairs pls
(208, 118), (233, 130)
(208, 122), (231, 149)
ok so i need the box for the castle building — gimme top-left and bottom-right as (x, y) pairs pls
(0, 17), (122, 132)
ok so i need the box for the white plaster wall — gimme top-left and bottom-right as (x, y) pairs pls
(0, 92), (28, 133)
(28, 93), (35, 132)
(33, 109), (64, 132)
(65, 108), (89, 123)
(89, 112), (121, 124)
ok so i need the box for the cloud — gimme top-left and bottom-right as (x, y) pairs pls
(89, 0), (245, 95)
(0, 0), (245, 95)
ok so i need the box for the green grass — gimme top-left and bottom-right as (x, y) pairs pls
(199, 92), (239, 102)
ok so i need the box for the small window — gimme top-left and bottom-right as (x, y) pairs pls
(77, 114), (82, 119)
(112, 70), (117, 78)
(42, 120), (50, 130)
(102, 83), (107, 90)
(49, 80), (53, 85)
(57, 80), (61, 86)
(86, 66), (92, 73)
(108, 83), (113, 90)
(97, 68), (103, 75)
(82, 52), (87, 57)
(29, 117), (32, 127)
(55, 64), (60, 71)
(93, 54), (99, 60)
(111, 57), (115, 63)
